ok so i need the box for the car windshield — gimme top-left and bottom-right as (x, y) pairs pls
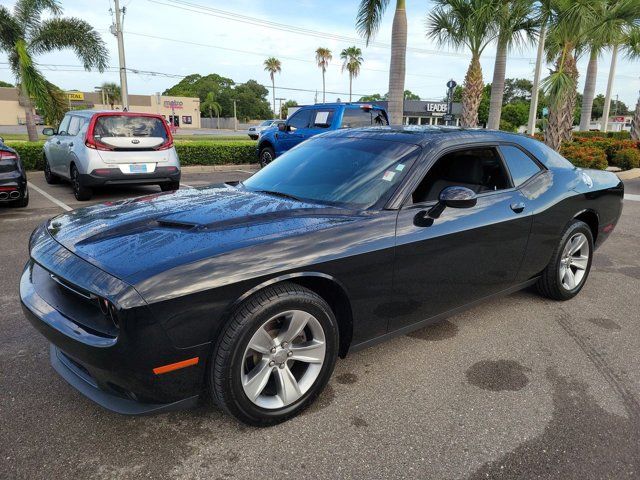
(243, 138), (420, 208)
(93, 115), (168, 139)
(260, 120), (273, 126)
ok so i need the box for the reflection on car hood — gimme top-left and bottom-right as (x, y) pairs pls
(46, 184), (361, 282)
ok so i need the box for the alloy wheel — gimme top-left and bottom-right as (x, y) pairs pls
(260, 150), (273, 167)
(558, 232), (590, 290)
(241, 310), (326, 409)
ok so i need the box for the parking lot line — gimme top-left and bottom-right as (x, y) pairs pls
(624, 194), (640, 202)
(29, 183), (72, 212)
(234, 169), (256, 174)
(181, 183), (194, 189)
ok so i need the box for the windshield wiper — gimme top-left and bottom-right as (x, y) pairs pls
(254, 190), (303, 202)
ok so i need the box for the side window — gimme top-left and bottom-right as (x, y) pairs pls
(500, 145), (542, 187)
(288, 109), (312, 129)
(412, 147), (511, 204)
(58, 115), (71, 135)
(311, 109), (335, 128)
(67, 116), (81, 136)
(340, 108), (389, 128)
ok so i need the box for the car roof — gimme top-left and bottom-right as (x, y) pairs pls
(317, 125), (533, 147)
(296, 102), (386, 109)
(64, 110), (165, 118)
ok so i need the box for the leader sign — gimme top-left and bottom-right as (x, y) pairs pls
(424, 102), (448, 117)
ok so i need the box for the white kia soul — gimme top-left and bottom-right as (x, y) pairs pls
(42, 111), (181, 200)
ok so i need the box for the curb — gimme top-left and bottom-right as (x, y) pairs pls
(617, 168), (640, 181)
(181, 164), (259, 173)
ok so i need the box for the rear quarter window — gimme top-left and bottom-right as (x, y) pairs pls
(500, 145), (542, 187)
(340, 109), (388, 128)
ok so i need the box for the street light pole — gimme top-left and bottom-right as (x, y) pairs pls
(233, 99), (237, 131)
(113, 0), (129, 111)
(276, 97), (286, 119)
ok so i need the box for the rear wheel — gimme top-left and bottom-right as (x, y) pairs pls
(209, 283), (338, 426)
(160, 181), (180, 192)
(43, 155), (59, 184)
(537, 220), (593, 300)
(71, 165), (92, 201)
(259, 146), (275, 168)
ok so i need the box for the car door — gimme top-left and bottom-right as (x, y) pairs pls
(59, 115), (82, 175)
(390, 144), (533, 331)
(279, 109), (313, 152)
(48, 115), (71, 175)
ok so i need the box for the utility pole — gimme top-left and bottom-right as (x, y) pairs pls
(276, 97), (286, 119)
(233, 99), (237, 131)
(112, 0), (129, 111)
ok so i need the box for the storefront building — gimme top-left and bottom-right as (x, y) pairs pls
(0, 87), (201, 129)
(371, 100), (462, 126)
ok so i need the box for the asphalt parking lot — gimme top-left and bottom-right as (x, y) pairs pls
(1, 170), (640, 479)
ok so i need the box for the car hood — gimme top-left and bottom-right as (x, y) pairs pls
(46, 184), (362, 282)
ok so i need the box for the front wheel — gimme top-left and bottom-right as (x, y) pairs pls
(258, 146), (275, 168)
(537, 220), (594, 300)
(71, 165), (92, 201)
(209, 283), (338, 426)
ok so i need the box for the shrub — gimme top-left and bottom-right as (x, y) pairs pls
(7, 140), (257, 170)
(611, 148), (640, 170)
(573, 131), (631, 140)
(560, 144), (608, 170)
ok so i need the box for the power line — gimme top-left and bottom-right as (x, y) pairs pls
(124, 31), (444, 80)
(147, 0), (536, 62)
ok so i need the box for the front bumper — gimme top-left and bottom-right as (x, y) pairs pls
(20, 229), (207, 414)
(79, 167), (180, 187)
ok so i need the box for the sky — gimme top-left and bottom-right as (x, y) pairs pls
(1, 0), (639, 110)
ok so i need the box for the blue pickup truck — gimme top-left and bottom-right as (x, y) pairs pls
(256, 103), (389, 167)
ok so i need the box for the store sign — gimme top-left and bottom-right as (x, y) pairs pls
(164, 100), (184, 109)
(67, 92), (84, 101)
(612, 116), (625, 123)
(424, 102), (448, 116)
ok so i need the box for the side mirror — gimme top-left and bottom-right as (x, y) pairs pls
(438, 186), (477, 209)
(42, 127), (55, 136)
(277, 123), (287, 132)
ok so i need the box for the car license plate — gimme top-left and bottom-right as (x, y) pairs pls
(130, 164), (147, 173)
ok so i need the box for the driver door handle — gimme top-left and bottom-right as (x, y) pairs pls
(510, 202), (526, 213)
(68, 142), (74, 148)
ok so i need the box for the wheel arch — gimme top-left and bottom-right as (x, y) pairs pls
(573, 208), (599, 243)
(224, 272), (354, 358)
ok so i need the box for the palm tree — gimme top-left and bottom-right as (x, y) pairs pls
(486, 0), (537, 130)
(340, 47), (364, 102)
(542, 0), (596, 150)
(427, 0), (499, 127)
(628, 30), (640, 140)
(527, 0), (553, 135)
(0, 0), (108, 141)
(202, 92), (221, 129)
(579, 0), (640, 131)
(315, 47), (332, 103)
(101, 82), (121, 109)
(356, 0), (407, 125)
(263, 57), (281, 117)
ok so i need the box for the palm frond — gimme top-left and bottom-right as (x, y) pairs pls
(541, 69), (574, 108)
(35, 80), (66, 125)
(356, 0), (390, 44)
(14, 0), (61, 33)
(0, 6), (23, 54)
(28, 17), (108, 72)
(15, 38), (48, 102)
(315, 47), (332, 70)
(624, 26), (640, 60)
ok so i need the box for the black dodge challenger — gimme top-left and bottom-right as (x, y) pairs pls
(21, 127), (623, 425)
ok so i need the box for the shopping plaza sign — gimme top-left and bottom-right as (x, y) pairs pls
(424, 102), (448, 117)
(164, 100), (184, 110)
(67, 91), (84, 101)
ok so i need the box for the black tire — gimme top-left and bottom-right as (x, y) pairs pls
(258, 146), (275, 168)
(537, 220), (594, 301)
(71, 165), (92, 201)
(249, 135), (259, 140)
(209, 282), (339, 426)
(43, 154), (59, 184)
(160, 181), (180, 192)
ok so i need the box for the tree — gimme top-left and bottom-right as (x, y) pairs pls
(281, 99), (298, 118)
(579, 0), (640, 131)
(0, 80), (13, 88)
(340, 46), (364, 102)
(234, 80), (272, 121)
(427, 0), (499, 127)
(315, 47), (332, 103)
(628, 29), (640, 140)
(356, 0), (408, 125)
(100, 82), (121, 109)
(358, 93), (386, 102)
(542, 0), (596, 150)
(501, 101), (530, 130)
(201, 92), (221, 128)
(503, 78), (533, 104)
(403, 89), (421, 100)
(0, 0), (108, 141)
(486, 0), (537, 130)
(264, 57), (281, 117)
